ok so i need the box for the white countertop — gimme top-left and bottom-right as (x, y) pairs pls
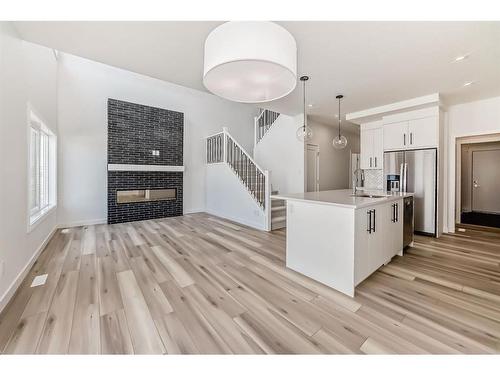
(273, 189), (413, 209)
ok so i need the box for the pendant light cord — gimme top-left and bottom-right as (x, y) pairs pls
(338, 97), (341, 138)
(303, 79), (307, 130)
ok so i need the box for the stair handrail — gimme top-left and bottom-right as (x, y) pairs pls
(222, 128), (266, 175)
(254, 109), (280, 146)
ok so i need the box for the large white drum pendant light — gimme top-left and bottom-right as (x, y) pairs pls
(203, 21), (297, 103)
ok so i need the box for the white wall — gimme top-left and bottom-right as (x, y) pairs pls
(253, 114), (305, 194)
(307, 120), (360, 191)
(0, 23), (58, 309)
(57, 53), (258, 227)
(446, 96), (500, 232)
(206, 164), (266, 230)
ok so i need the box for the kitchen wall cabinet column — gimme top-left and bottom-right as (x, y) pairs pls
(360, 120), (383, 170)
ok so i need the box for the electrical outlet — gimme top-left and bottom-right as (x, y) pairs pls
(151, 150), (160, 156)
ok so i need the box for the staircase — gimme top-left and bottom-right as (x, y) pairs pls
(206, 128), (271, 230)
(270, 197), (286, 230)
(205, 109), (290, 232)
(254, 109), (287, 230)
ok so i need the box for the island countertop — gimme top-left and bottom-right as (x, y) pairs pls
(273, 189), (414, 209)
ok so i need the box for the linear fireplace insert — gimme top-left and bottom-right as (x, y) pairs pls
(116, 188), (177, 204)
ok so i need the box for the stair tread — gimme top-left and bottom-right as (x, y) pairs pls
(271, 206), (286, 212)
(271, 216), (286, 222)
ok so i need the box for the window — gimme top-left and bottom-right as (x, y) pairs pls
(28, 108), (56, 229)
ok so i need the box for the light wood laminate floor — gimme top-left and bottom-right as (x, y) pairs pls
(1, 213), (499, 354)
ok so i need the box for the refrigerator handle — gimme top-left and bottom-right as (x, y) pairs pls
(400, 162), (408, 192)
(399, 163), (404, 192)
(404, 163), (408, 192)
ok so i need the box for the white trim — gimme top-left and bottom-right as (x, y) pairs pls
(58, 218), (107, 229)
(27, 103), (58, 234)
(28, 204), (57, 233)
(107, 164), (185, 172)
(184, 208), (204, 214)
(205, 131), (224, 139)
(0, 225), (58, 314)
(346, 93), (440, 122)
(204, 209), (266, 231)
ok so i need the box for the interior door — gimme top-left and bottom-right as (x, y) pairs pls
(306, 144), (320, 192)
(472, 149), (500, 213)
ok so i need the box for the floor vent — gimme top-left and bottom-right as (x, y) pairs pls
(31, 274), (48, 287)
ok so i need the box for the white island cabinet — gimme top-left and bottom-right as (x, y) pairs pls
(274, 189), (410, 297)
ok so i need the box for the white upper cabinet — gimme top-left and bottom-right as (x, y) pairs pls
(383, 114), (439, 151)
(383, 120), (407, 151)
(372, 127), (384, 169)
(360, 121), (383, 170)
(407, 116), (438, 149)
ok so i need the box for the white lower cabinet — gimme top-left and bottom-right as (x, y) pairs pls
(354, 198), (403, 285)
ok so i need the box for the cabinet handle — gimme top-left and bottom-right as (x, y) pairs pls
(369, 157), (372, 168)
(410, 132), (413, 145)
(374, 157), (377, 168)
(391, 204), (395, 223)
(367, 210), (372, 233)
(396, 203), (399, 222)
(404, 134), (406, 146)
(372, 209), (376, 233)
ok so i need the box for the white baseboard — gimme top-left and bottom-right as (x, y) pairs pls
(0, 225), (58, 314)
(204, 208), (266, 231)
(58, 218), (107, 229)
(184, 208), (204, 214)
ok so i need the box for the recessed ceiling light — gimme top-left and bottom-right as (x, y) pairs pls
(454, 54), (470, 62)
(463, 81), (475, 87)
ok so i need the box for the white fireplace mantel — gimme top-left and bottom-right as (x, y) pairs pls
(107, 164), (185, 172)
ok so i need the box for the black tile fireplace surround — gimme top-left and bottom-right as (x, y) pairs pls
(107, 99), (184, 224)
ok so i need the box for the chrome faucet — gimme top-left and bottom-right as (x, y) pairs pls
(352, 168), (361, 195)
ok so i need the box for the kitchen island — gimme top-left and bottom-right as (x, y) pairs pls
(273, 189), (414, 297)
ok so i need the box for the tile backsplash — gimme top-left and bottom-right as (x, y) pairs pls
(363, 169), (384, 190)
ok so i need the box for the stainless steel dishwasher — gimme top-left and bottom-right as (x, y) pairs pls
(403, 196), (414, 247)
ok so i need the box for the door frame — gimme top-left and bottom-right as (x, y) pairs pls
(306, 143), (320, 192)
(455, 133), (500, 225)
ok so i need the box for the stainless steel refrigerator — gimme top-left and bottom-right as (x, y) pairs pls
(384, 149), (437, 236)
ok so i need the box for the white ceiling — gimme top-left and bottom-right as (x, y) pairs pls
(14, 21), (500, 127)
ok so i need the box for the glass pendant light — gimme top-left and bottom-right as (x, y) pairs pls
(296, 75), (313, 142)
(332, 94), (348, 149)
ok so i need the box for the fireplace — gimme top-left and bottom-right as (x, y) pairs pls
(107, 99), (184, 224)
(116, 188), (177, 204)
